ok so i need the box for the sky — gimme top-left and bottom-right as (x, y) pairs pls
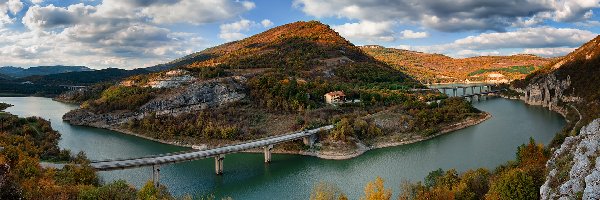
(0, 0), (599, 69)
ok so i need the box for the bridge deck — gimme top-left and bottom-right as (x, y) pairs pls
(89, 125), (334, 171)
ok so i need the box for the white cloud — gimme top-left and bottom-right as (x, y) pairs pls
(550, 0), (600, 22)
(522, 47), (576, 57)
(140, 0), (255, 24)
(218, 18), (273, 41)
(23, 4), (95, 31)
(404, 27), (595, 57)
(219, 19), (255, 41)
(0, 0), (24, 27)
(261, 19), (273, 27)
(576, 20), (600, 27)
(456, 50), (500, 58)
(333, 20), (395, 42)
(30, 0), (43, 4)
(451, 27), (595, 49)
(0, 0), (258, 69)
(7, 0), (22, 14)
(293, 0), (600, 32)
(218, 32), (247, 41)
(400, 30), (428, 39)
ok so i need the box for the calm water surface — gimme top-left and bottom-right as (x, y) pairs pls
(0, 95), (565, 199)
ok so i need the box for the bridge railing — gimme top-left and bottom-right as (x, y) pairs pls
(90, 125), (332, 163)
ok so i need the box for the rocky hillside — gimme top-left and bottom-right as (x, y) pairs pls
(361, 46), (553, 84)
(515, 35), (600, 125)
(512, 35), (600, 198)
(541, 119), (600, 199)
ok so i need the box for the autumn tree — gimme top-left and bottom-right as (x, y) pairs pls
(310, 182), (348, 200)
(362, 176), (392, 200)
(137, 180), (173, 200)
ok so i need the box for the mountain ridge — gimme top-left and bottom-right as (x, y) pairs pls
(0, 65), (93, 78)
(361, 46), (555, 84)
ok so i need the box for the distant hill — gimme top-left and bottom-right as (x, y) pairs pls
(19, 68), (149, 86)
(0, 68), (150, 97)
(361, 46), (554, 84)
(0, 65), (93, 78)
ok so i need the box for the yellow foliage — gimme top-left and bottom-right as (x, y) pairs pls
(310, 182), (348, 200)
(361, 177), (392, 200)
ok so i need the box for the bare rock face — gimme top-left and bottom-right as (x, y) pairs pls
(62, 109), (136, 127)
(521, 74), (571, 109)
(139, 76), (247, 115)
(541, 119), (600, 199)
(63, 76), (247, 127)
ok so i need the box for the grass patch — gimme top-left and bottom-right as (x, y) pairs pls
(468, 65), (539, 76)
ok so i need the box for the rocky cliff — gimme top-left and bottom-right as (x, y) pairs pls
(513, 73), (576, 116)
(541, 118), (600, 199)
(63, 76), (247, 127)
(513, 35), (600, 199)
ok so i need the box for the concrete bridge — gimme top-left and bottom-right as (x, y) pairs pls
(48, 125), (334, 186)
(414, 84), (504, 103)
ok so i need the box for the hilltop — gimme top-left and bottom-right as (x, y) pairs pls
(62, 21), (484, 159)
(361, 46), (554, 84)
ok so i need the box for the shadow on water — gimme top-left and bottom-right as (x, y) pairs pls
(0, 96), (565, 199)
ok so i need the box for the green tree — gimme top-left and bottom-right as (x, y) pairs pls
(424, 168), (444, 187)
(487, 169), (538, 200)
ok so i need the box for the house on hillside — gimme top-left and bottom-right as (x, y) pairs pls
(324, 91), (346, 104)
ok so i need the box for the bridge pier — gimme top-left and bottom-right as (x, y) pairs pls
(471, 86), (475, 95)
(303, 135), (315, 147)
(152, 165), (160, 188)
(462, 87), (466, 97)
(264, 145), (273, 163)
(215, 154), (224, 175)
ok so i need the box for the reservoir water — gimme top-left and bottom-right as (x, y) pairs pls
(0, 96), (565, 199)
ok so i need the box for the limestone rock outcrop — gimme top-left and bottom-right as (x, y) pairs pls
(541, 119), (600, 199)
(63, 76), (247, 127)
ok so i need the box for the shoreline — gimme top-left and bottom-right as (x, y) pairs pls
(67, 111), (492, 160)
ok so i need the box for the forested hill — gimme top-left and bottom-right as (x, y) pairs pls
(159, 21), (393, 73)
(20, 68), (150, 86)
(0, 65), (92, 78)
(361, 46), (553, 84)
(62, 21), (486, 156)
(0, 68), (150, 97)
(515, 35), (600, 124)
